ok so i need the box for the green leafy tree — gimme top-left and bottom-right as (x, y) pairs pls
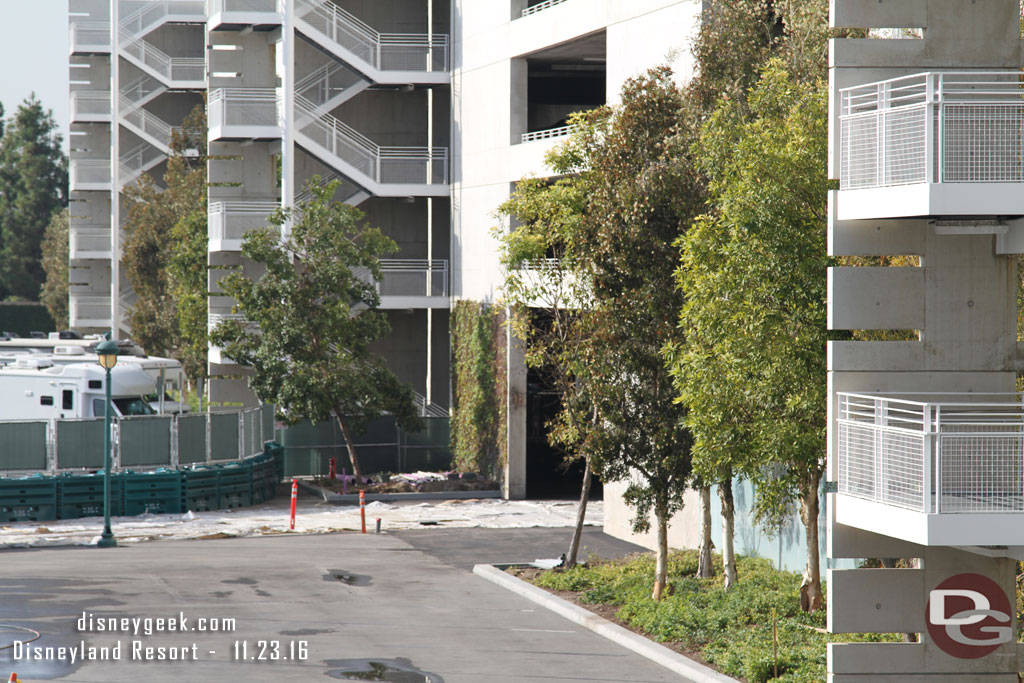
(673, 62), (829, 610)
(121, 105), (207, 360)
(497, 167), (595, 568)
(500, 68), (699, 597)
(40, 207), (70, 329)
(0, 95), (68, 300)
(210, 179), (423, 480)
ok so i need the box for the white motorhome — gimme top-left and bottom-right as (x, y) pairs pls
(0, 360), (157, 421)
(0, 345), (189, 414)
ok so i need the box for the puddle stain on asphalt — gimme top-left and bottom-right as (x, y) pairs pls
(322, 570), (372, 587)
(324, 658), (443, 682)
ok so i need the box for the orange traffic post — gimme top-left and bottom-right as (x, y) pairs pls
(9, 673), (20, 683)
(359, 489), (366, 534)
(289, 479), (298, 530)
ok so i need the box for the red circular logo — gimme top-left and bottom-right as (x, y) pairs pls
(925, 573), (1013, 659)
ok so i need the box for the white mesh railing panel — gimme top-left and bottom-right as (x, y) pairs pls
(939, 433), (1024, 511)
(942, 104), (1024, 182)
(838, 421), (877, 499)
(883, 106), (928, 186)
(840, 114), (879, 190)
(879, 430), (926, 511)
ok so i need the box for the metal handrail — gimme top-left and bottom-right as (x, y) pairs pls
(522, 0), (570, 17)
(521, 124), (575, 143)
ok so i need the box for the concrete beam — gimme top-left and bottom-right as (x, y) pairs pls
(827, 568), (924, 633)
(830, 0), (927, 29)
(827, 267), (924, 330)
(828, 193), (926, 256)
(828, 522), (925, 560)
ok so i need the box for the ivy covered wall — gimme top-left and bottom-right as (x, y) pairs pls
(450, 300), (507, 477)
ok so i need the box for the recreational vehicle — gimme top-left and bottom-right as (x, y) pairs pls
(0, 360), (156, 421)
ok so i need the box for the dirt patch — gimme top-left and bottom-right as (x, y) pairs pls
(313, 473), (498, 495)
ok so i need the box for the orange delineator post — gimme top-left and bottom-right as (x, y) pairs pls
(359, 489), (366, 534)
(9, 673), (20, 683)
(289, 479), (298, 530)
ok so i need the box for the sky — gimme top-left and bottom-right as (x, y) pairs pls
(0, 1), (70, 148)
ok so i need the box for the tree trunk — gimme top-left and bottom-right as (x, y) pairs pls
(334, 411), (363, 482)
(698, 485), (714, 578)
(652, 500), (669, 601)
(799, 470), (823, 612)
(719, 476), (737, 590)
(565, 454), (593, 569)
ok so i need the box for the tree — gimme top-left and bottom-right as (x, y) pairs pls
(497, 168), (595, 569)
(210, 179), (423, 480)
(0, 95), (68, 300)
(500, 68), (699, 598)
(121, 105), (207, 357)
(672, 62), (829, 610)
(40, 207), (69, 328)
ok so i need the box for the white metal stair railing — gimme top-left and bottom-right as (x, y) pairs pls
(410, 390), (448, 419)
(521, 0), (570, 17)
(208, 88), (283, 130)
(119, 96), (177, 153)
(70, 92), (112, 120)
(295, 95), (449, 186)
(208, 313), (259, 334)
(209, 200), (280, 243)
(295, 0), (450, 73)
(118, 28), (205, 84)
(840, 71), (1024, 190)
(70, 22), (112, 53)
(295, 169), (344, 205)
(119, 143), (166, 186)
(210, 0), (282, 14)
(120, 75), (167, 113)
(377, 259), (449, 298)
(295, 62), (369, 112)
(119, 0), (206, 43)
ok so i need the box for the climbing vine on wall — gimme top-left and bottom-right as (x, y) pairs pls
(450, 300), (507, 477)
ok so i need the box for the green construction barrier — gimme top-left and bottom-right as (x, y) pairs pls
(210, 412), (239, 461)
(181, 466), (220, 512)
(58, 472), (124, 518)
(123, 469), (182, 516)
(261, 404), (275, 442)
(0, 421), (48, 471)
(55, 420), (105, 469)
(120, 416), (172, 467)
(177, 414), (208, 464)
(0, 476), (58, 522)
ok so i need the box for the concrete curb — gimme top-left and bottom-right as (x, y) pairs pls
(473, 563), (740, 683)
(295, 479), (502, 504)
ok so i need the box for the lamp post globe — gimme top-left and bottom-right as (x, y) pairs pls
(96, 339), (118, 548)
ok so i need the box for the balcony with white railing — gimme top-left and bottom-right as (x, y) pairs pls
(70, 22), (111, 54)
(375, 259), (449, 309)
(208, 89), (283, 141)
(208, 0), (283, 29)
(70, 225), (112, 259)
(70, 295), (113, 328)
(295, 95), (448, 196)
(71, 92), (112, 123)
(837, 71), (1024, 220)
(521, 0), (570, 18)
(835, 392), (1024, 546)
(294, 0), (450, 83)
(208, 200), (279, 252)
(70, 159), (112, 191)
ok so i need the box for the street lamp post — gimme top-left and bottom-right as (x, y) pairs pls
(96, 339), (119, 548)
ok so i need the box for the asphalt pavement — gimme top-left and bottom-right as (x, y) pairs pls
(0, 528), (684, 683)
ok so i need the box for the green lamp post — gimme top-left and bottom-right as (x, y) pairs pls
(96, 339), (118, 548)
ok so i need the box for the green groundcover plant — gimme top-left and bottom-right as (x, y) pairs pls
(530, 550), (897, 682)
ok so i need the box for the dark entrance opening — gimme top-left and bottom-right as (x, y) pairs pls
(525, 364), (603, 500)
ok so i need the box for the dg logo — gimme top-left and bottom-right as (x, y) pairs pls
(926, 573), (1013, 659)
